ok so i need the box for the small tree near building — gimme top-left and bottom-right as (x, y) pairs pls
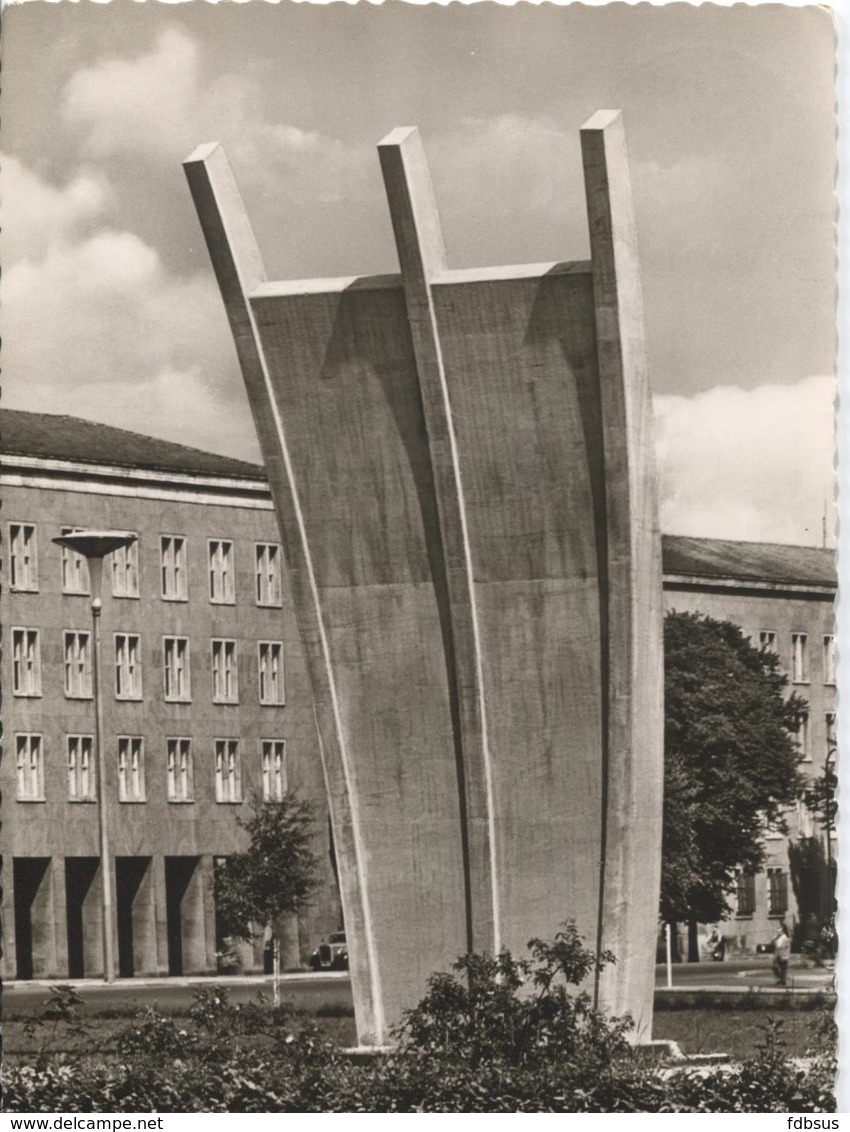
(802, 763), (838, 837)
(215, 794), (320, 1002)
(797, 755), (838, 923)
(661, 612), (806, 960)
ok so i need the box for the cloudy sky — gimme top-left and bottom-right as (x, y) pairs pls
(2, 1), (836, 545)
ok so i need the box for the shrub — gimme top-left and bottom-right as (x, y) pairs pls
(392, 922), (630, 1068)
(315, 1002), (356, 1019)
(3, 928), (836, 1113)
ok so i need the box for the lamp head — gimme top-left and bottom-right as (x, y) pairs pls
(52, 530), (137, 608)
(52, 530), (137, 560)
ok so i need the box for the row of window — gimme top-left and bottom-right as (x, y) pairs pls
(735, 868), (788, 917)
(758, 631), (836, 686)
(11, 629), (284, 705)
(9, 523), (283, 607)
(15, 733), (286, 805)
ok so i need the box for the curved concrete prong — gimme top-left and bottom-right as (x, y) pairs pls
(581, 109), (663, 1034)
(183, 141), (387, 1048)
(378, 127), (500, 958)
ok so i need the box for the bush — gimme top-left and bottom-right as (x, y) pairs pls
(3, 928), (835, 1113)
(315, 1002), (356, 1019)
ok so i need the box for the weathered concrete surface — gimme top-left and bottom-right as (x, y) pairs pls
(184, 110), (663, 1045)
(581, 111), (664, 1036)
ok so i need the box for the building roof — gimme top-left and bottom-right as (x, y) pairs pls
(662, 534), (836, 589)
(0, 408), (264, 480)
(2, 410), (836, 588)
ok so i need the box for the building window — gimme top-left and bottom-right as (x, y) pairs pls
(256, 543), (282, 607)
(797, 711), (810, 762)
(115, 633), (142, 699)
(12, 628), (42, 697)
(791, 633), (808, 683)
(736, 871), (756, 916)
(163, 637), (191, 701)
(67, 735), (95, 801)
(262, 740), (287, 802)
(767, 868), (789, 916)
(823, 635), (836, 685)
(64, 631), (93, 699)
(60, 527), (90, 594)
(9, 523), (38, 592)
(796, 798), (814, 839)
(208, 540), (235, 604)
(215, 739), (241, 803)
(258, 642), (284, 705)
(759, 630), (777, 652)
(16, 734), (44, 801)
(211, 639), (238, 703)
(167, 738), (193, 802)
(118, 737), (145, 802)
(112, 537), (140, 598)
(160, 535), (188, 601)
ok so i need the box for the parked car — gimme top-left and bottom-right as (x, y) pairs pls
(309, 931), (349, 971)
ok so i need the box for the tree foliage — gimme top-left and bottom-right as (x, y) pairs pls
(802, 764), (838, 835)
(214, 795), (320, 941)
(661, 612), (806, 925)
(393, 922), (627, 1071)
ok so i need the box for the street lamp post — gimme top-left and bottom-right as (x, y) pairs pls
(53, 531), (138, 984)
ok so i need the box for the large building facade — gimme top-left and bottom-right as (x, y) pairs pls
(2, 410), (340, 981)
(3, 411), (835, 979)
(661, 536), (836, 952)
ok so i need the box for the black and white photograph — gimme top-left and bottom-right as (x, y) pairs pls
(1, 0), (840, 1115)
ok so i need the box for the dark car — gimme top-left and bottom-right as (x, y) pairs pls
(309, 931), (349, 971)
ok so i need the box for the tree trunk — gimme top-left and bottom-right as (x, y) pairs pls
(668, 922), (681, 963)
(687, 918), (700, 963)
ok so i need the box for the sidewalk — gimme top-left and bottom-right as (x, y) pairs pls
(3, 970), (350, 991)
(655, 958), (835, 995)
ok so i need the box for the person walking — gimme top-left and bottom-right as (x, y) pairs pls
(772, 923), (791, 986)
(706, 927), (726, 961)
(819, 917), (837, 963)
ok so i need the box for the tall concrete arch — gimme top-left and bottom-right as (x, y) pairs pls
(184, 109), (663, 1046)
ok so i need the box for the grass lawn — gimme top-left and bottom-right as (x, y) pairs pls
(3, 994), (359, 1061)
(653, 1006), (822, 1060)
(5, 984), (830, 1064)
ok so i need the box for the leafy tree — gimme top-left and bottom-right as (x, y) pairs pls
(215, 795), (320, 999)
(662, 612), (806, 959)
(802, 763), (838, 835)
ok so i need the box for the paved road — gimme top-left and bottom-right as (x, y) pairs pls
(6, 960), (834, 1016)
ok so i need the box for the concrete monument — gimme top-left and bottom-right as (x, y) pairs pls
(185, 110), (663, 1046)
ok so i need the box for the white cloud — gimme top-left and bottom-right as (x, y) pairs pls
(63, 26), (201, 162)
(61, 25), (370, 201)
(1, 156), (257, 462)
(1, 153), (112, 264)
(654, 375), (835, 546)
